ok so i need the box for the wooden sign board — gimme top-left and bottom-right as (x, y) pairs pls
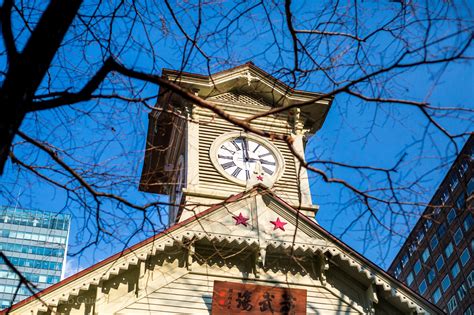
(211, 280), (307, 314)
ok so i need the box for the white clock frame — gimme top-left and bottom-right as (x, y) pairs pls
(209, 131), (286, 186)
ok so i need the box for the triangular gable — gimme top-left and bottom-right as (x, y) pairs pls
(2, 186), (442, 315)
(162, 63), (333, 133)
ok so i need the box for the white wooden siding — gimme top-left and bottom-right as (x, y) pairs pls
(120, 272), (362, 315)
(196, 95), (301, 203)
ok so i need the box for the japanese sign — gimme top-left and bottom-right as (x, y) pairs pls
(211, 281), (307, 314)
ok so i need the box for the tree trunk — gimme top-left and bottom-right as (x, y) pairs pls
(0, 0), (83, 174)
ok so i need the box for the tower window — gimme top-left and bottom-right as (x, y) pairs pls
(401, 254), (409, 267)
(454, 228), (463, 245)
(418, 280), (427, 295)
(441, 274), (451, 292)
(451, 262), (460, 279)
(447, 296), (458, 314)
(460, 248), (471, 266)
(447, 208), (456, 225)
(406, 272), (414, 286)
(414, 259), (422, 275)
(458, 160), (468, 177)
(467, 270), (474, 288)
(430, 235), (439, 250)
(456, 195), (466, 209)
(468, 177), (474, 196)
(427, 268), (436, 284)
(438, 223), (447, 237)
(449, 175), (459, 191)
(432, 288), (441, 303)
(464, 214), (473, 231)
(441, 191), (449, 204)
(445, 242), (454, 258)
(457, 283), (467, 301)
(424, 219), (433, 231)
(422, 247), (430, 262)
(417, 230), (425, 243)
(436, 255), (445, 271)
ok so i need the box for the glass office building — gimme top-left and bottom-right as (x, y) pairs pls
(388, 135), (473, 315)
(0, 207), (70, 309)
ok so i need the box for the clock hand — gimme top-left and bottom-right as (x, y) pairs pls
(242, 137), (250, 161)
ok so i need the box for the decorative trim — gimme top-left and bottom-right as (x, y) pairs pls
(6, 188), (437, 315)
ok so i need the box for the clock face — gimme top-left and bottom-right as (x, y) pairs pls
(216, 137), (278, 182)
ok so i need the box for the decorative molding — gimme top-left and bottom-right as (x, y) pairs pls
(11, 192), (433, 315)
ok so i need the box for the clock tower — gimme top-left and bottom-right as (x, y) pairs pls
(139, 63), (333, 224)
(6, 62), (441, 315)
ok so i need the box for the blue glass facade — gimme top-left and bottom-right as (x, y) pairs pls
(0, 207), (70, 309)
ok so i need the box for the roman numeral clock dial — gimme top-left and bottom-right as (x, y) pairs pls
(210, 133), (284, 186)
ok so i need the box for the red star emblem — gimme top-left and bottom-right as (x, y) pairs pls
(232, 213), (249, 227)
(256, 175), (264, 181)
(270, 217), (287, 231)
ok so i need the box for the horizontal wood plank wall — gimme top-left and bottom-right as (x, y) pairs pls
(121, 272), (362, 314)
(196, 93), (301, 203)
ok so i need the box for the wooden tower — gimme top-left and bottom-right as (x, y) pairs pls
(139, 63), (333, 224)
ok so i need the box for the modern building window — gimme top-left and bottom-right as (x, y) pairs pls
(0, 229), (67, 244)
(418, 280), (427, 295)
(441, 191), (449, 204)
(449, 175), (459, 191)
(468, 177), (474, 195)
(464, 306), (473, 315)
(422, 247), (430, 262)
(464, 213), (473, 231)
(432, 288), (441, 303)
(0, 242), (65, 257)
(456, 194), (466, 209)
(457, 283), (467, 301)
(436, 255), (445, 271)
(0, 256), (62, 271)
(417, 230), (425, 243)
(454, 228), (463, 245)
(445, 242), (454, 258)
(414, 259), (422, 275)
(424, 219), (433, 231)
(447, 296), (458, 314)
(468, 270), (474, 288)
(438, 223), (447, 237)
(460, 248), (471, 266)
(451, 262), (460, 279)
(430, 235), (439, 250)
(394, 264), (402, 278)
(447, 208), (456, 224)
(427, 268), (436, 284)
(406, 272), (414, 286)
(458, 160), (469, 177)
(401, 254), (409, 267)
(441, 274), (451, 292)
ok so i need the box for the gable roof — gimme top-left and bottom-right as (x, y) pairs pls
(2, 185), (442, 314)
(162, 62), (333, 134)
